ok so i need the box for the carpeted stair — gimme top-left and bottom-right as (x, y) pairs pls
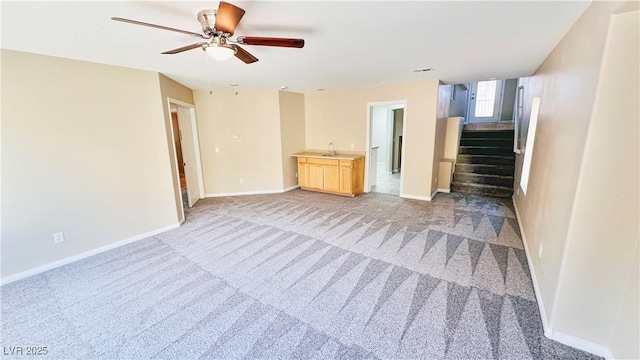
(452, 125), (515, 197)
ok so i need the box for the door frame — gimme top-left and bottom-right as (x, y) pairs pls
(388, 105), (404, 173)
(466, 79), (505, 123)
(166, 97), (205, 222)
(365, 100), (408, 195)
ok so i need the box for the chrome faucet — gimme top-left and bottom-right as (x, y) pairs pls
(328, 142), (336, 156)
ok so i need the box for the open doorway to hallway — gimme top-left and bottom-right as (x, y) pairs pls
(167, 99), (205, 221)
(170, 107), (188, 207)
(366, 102), (406, 196)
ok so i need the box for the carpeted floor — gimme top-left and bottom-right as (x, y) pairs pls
(1, 190), (600, 359)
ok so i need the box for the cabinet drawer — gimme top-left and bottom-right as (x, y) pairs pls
(307, 158), (339, 166)
(297, 157), (307, 163)
(339, 160), (353, 167)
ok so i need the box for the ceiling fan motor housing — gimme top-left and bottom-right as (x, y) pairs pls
(197, 9), (217, 36)
(111, 1), (303, 63)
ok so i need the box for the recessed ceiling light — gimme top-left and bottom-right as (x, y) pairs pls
(230, 84), (239, 87)
(280, 86), (288, 90)
(411, 67), (434, 73)
(377, 81), (386, 84)
(317, 88), (325, 91)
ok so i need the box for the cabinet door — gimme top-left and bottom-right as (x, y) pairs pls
(339, 165), (353, 194)
(297, 159), (307, 187)
(323, 165), (340, 192)
(307, 163), (324, 189)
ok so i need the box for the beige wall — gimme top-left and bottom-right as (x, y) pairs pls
(304, 80), (440, 199)
(443, 117), (464, 160)
(432, 84), (451, 193)
(512, 1), (638, 356)
(1, 50), (177, 279)
(609, 248), (639, 359)
(512, 0), (623, 318)
(158, 74), (195, 220)
(193, 89), (284, 195)
(278, 91), (306, 189)
(551, 7), (639, 349)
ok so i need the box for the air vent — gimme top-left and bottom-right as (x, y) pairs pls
(411, 67), (434, 73)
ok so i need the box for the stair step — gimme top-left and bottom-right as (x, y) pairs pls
(459, 138), (513, 148)
(459, 146), (515, 156)
(455, 163), (514, 176)
(457, 155), (515, 166)
(461, 130), (514, 139)
(463, 123), (515, 131)
(453, 172), (514, 187)
(451, 182), (513, 198)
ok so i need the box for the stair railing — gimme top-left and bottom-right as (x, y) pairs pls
(513, 85), (524, 154)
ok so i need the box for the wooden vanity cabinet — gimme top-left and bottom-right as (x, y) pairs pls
(296, 156), (364, 197)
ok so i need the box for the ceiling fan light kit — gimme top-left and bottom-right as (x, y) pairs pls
(204, 43), (236, 61)
(112, 1), (304, 64)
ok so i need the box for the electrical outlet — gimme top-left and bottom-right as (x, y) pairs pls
(538, 243), (544, 258)
(350, 144), (355, 150)
(435, 177), (438, 183)
(54, 232), (65, 244)
(295, 172), (298, 178)
(517, 188), (520, 196)
(215, 147), (220, 153)
(232, 134), (240, 140)
(239, 178), (244, 184)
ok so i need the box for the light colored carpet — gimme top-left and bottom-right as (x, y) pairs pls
(1, 190), (600, 359)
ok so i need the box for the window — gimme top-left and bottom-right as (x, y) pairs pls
(474, 80), (498, 117)
(520, 96), (541, 195)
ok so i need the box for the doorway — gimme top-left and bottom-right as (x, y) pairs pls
(167, 98), (204, 221)
(466, 79), (518, 123)
(366, 101), (406, 196)
(170, 108), (187, 207)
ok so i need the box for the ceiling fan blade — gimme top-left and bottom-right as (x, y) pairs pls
(162, 43), (206, 54)
(214, 2), (245, 36)
(238, 36), (304, 48)
(111, 17), (208, 39)
(232, 45), (258, 64)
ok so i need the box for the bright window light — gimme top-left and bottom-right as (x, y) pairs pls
(520, 96), (541, 195)
(474, 80), (498, 117)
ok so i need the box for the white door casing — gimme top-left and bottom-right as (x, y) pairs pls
(365, 100), (407, 195)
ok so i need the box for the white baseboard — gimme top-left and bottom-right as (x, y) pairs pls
(437, 188), (451, 193)
(511, 196), (612, 359)
(548, 329), (614, 359)
(206, 186), (300, 198)
(511, 195), (551, 331)
(0, 222), (180, 286)
(401, 192), (435, 201)
(283, 185), (300, 192)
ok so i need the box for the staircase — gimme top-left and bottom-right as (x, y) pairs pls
(451, 124), (515, 198)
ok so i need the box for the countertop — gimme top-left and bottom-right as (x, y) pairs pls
(291, 152), (364, 160)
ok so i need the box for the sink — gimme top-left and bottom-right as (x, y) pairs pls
(322, 154), (336, 157)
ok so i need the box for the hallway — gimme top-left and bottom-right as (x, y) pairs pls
(371, 163), (400, 196)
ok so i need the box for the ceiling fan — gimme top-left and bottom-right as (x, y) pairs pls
(112, 1), (304, 64)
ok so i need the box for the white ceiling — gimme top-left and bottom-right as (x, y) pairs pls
(1, 1), (590, 92)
